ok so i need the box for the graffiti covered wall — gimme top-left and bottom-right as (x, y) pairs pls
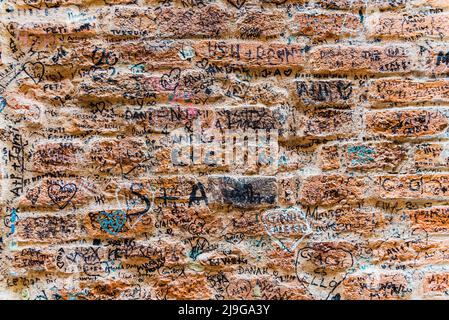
(0, 0), (449, 300)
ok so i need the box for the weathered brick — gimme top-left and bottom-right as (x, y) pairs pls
(294, 80), (356, 107)
(31, 142), (84, 173)
(14, 0), (131, 7)
(291, 12), (363, 39)
(317, 145), (341, 171)
(15, 214), (82, 242)
(369, 239), (432, 267)
(213, 105), (287, 131)
(4, 0), (449, 302)
(299, 175), (367, 206)
(369, 79), (449, 105)
(165, 274), (214, 299)
(77, 74), (170, 100)
(85, 208), (154, 239)
(311, 206), (386, 236)
(409, 207), (449, 233)
(86, 138), (149, 175)
(99, 6), (157, 37)
(423, 273), (449, 296)
(194, 41), (306, 67)
(308, 45), (417, 74)
(365, 110), (448, 138)
(236, 10), (286, 40)
(368, 12), (449, 40)
(12, 248), (54, 271)
(422, 47), (449, 75)
(65, 40), (189, 69)
(65, 107), (128, 134)
(16, 21), (97, 36)
(224, 79), (288, 105)
(317, 0), (406, 10)
(155, 5), (233, 39)
(414, 241), (449, 265)
(344, 143), (406, 170)
(18, 178), (95, 210)
(413, 0), (449, 7)
(302, 109), (358, 139)
(343, 273), (413, 300)
(128, 105), (213, 135)
(414, 143), (449, 169)
(277, 176), (301, 206)
(373, 174), (449, 200)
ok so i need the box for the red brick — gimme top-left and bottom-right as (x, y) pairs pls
(343, 273), (413, 300)
(373, 174), (449, 200)
(423, 273), (449, 296)
(344, 143), (406, 170)
(369, 79), (449, 105)
(409, 207), (449, 233)
(155, 5), (232, 39)
(317, 0), (407, 10)
(308, 45), (417, 74)
(294, 80), (356, 107)
(302, 109), (358, 139)
(299, 175), (367, 206)
(317, 145), (341, 171)
(365, 110), (448, 138)
(31, 142), (84, 173)
(236, 10), (286, 40)
(368, 12), (449, 40)
(194, 41), (306, 68)
(291, 12), (362, 39)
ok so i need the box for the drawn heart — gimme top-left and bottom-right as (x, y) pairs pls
(22, 62), (45, 84)
(226, 0), (246, 9)
(335, 81), (353, 100)
(261, 207), (311, 253)
(47, 183), (77, 209)
(160, 68), (181, 92)
(284, 69), (292, 77)
(98, 210), (127, 235)
(224, 232), (244, 245)
(26, 104), (41, 121)
(295, 246), (354, 300)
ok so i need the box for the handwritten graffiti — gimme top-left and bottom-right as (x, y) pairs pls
(98, 210), (127, 235)
(436, 51), (449, 67)
(0, 0), (448, 302)
(47, 182), (77, 209)
(261, 207), (311, 252)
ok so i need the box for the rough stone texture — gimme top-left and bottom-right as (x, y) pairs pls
(1, 0), (449, 301)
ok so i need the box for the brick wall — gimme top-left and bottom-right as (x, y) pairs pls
(0, 0), (449, 300)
